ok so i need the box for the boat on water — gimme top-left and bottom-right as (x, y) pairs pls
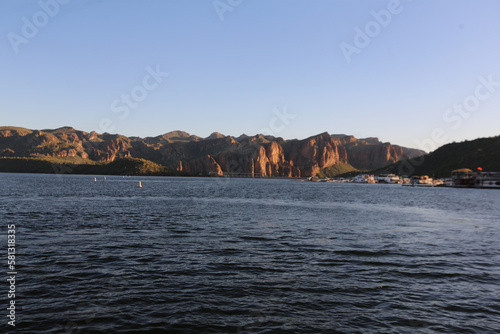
(353, 174), (376, 184)
(451, 169), (475, 187)
(403, 175), (437, 187)
(475, 172), (500, 188)
(451, 169), (500, 189)
(376, 174), (402, 184)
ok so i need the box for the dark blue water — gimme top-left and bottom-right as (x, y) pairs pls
(1, 173), (500, 333)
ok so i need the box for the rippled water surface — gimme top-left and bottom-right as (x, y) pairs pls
(1, 173), (500, 333)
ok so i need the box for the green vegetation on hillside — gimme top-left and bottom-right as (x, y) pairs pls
(376, 136), (500, 178)
(104, 158), (167, 175)
(0, 157), (69, 174)
(317, 163), (358, 178)
(0, 157), (192, 176)
(29, 155), (96, 165)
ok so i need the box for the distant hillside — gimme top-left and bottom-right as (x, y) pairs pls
(341, 136), (424, 171)
(316, 163), (358, 178)
(0, 157), (184, 176)
(375, 135), (500, 178)
(0, 126), (425, 177)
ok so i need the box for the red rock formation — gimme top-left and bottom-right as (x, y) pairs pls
(283, 133), (349, 176)
(344, 139), (419, 170)
(180, 155), (223, 176)
(0, 127), (425, 176)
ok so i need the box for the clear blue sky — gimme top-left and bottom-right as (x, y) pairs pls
(1, 0), (499, 150)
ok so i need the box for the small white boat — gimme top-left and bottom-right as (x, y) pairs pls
(403, 175), (436, 187)
(377, 174), (401, 184)
(353, 174), (375, 184)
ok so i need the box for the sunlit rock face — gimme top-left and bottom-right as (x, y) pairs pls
(0, 127), (425, 176)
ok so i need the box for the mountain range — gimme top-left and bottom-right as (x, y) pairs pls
(0, 126), (425, 177)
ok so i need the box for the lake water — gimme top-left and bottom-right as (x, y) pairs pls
(1, 173), (499, 333)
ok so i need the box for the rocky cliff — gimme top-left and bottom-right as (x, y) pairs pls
(0, 126), (425, 176)
(343, 137), (423, 171)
